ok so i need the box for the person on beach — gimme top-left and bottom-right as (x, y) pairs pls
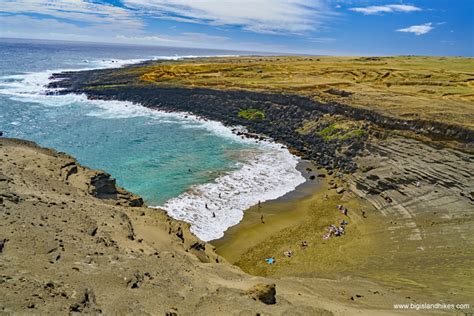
(342, 207), (348, 216)
(265, 257), (275, 264)
(205, 203), (209, 209)
(258, 200), (261, 208)
(212, 212), (216, 218)
(260, 214), (265, 224)
(301, 241), (308, 249)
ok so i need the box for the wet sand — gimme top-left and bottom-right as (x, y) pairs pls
(211, 160), (324, 263)
(211, 136), (474, 310)
(4, 137), (444, 315)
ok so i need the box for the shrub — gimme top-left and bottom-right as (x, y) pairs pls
(238, 109), (265, 120)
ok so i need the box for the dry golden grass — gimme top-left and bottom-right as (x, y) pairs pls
(138, 56), (474, 129)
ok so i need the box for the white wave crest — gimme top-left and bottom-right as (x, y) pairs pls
(0, 53), (306, 242)
(157, 141), (305, 241)
(86, 98), (307, 242)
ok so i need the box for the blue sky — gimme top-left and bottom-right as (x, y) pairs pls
(0, 0), (472, 55)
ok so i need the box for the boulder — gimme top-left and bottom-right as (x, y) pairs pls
(69, 288), (101, 313)
(89, 172), (117, 199)
(246, 283), (276, 305)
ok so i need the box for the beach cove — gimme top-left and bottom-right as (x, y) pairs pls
(48, 55), (474, 310)
(2, 46), (473, 314)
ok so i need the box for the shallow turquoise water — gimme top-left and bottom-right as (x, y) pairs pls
(0, 39), (305, 241)
(0, 38), (252, 205)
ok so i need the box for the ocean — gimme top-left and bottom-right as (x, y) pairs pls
(0, 38), (305, 241)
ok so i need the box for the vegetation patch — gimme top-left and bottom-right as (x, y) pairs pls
(133, 56), (474, 129)
(238, 108), (265, 120)
(318, 123), (367, 141)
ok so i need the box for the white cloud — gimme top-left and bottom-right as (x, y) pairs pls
(397, 23), (434, 35)
(122, 0), (335, 34)
(0, 0), (142, 29)
(0, 0), (340, 52)
(350, 4), (421, 15)
(308, 37), (335, 43)
(116, 32), (231, 46)
(0, 14), (141, 41)
(0, 14), (288, 52)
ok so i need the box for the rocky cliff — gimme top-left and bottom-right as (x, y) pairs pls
(1, 138), (359, 314)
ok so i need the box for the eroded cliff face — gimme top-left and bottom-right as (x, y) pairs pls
(0, 138), (337, 315)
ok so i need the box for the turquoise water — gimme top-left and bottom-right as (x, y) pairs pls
(0, 38), (305, 241)
(0, 38), (252, 205)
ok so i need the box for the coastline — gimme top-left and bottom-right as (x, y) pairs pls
(39, 56), (474, 303)
(2, 55), (308, 242)
(211, 159), (323, 262)
(2, 52), (474, 313)
(5, 136), (457, 315)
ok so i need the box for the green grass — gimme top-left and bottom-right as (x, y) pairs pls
(135, 56), (474, 129)
(237, 108), (265, 120)
(318, 124), (367, 141)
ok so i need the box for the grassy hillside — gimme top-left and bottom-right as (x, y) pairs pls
(137, 56), (474, 129)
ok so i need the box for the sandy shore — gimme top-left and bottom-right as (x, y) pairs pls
(212, 160), (380, 278)
(5, 137), (449, 315)
(212, 159), (324, 262)
(212, 136), (474, 310)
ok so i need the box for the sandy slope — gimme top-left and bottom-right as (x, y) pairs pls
(0, 137), (426, 315)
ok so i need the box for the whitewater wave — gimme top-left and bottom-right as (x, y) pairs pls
(0, 54), (306, 242)
(158, 142), (305, 241)
(0, 54), (236, 104)
(86, 99), (306, 241)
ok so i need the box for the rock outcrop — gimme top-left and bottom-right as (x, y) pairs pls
(246, 283), (277, 305)
(48, 64), (473, 177)
(1, 138), (350, 314)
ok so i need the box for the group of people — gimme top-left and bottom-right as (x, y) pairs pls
(322, 205), (350, 240)
(323, 219), (348, 239)
(337, 204), (349, 216)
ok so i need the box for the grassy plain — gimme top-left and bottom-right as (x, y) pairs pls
(137, 56), (474, 129)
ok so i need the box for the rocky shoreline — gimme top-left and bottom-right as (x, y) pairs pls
(2, 137), (431, 315)
(3, 57), (473, 313)
(48, 63), (474, 176)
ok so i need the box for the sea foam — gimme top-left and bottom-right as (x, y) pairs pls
(158, 141), (305, 241)
(0, 55), (306, 242)
(88, 99), (306, 241)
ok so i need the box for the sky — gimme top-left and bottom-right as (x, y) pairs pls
(0, 0), (473, 56)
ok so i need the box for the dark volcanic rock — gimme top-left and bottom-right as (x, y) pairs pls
(89, 172), (118, 199)
(47, 65), (474, 174)
(69, 288), (102, 313)
(246, 283), (277, 305)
